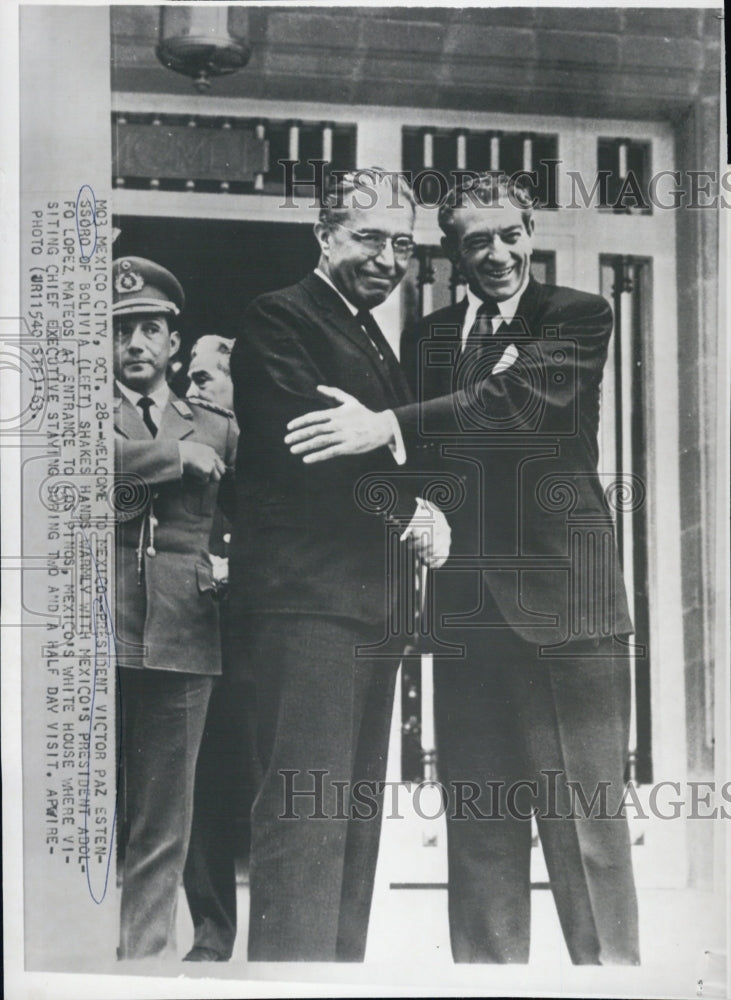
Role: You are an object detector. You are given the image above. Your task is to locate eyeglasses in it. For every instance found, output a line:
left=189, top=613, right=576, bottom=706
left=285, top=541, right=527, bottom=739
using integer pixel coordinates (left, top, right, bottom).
left=333, top=223, right=415, bottom=259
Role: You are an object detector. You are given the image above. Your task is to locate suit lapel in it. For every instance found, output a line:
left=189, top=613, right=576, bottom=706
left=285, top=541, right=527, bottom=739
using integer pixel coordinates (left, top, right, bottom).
left=425, top=298, right=468, bottom=342
left=301, top=272, right=376, bottom=364
left=456, top=277, right=544, bottom=341
left=408, top=280, right=544, bottom=402
left=442, top=298, right=469, bottom=331
left=301, top=272, right=413, bottom=406
left=423, top=300, right=468, bottom=399
left=513, top=275, right=544, bottom=337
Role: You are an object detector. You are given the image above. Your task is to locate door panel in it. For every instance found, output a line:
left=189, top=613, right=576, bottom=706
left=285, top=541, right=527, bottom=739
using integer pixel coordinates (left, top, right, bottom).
left=601, top=256, right=654, bottom=785
left=113, top=216, right=317, bottom=358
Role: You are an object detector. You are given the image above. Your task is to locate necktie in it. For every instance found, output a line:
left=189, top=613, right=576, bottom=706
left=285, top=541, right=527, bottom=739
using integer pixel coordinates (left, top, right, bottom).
left=137, top=396, right=158, bottom=437
left=356, top=309, right=412, bottom=405
left=464, top=300, right=501, bottom=352
left=357, top=309, right=391, bottom=362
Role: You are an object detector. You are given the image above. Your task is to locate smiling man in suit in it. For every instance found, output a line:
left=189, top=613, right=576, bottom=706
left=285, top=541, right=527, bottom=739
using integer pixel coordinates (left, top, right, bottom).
left=112, top=256, right=237, bottom=960
left=228, top=168, right=450, bottom=962
left=285, top=173, right=640, bottom=966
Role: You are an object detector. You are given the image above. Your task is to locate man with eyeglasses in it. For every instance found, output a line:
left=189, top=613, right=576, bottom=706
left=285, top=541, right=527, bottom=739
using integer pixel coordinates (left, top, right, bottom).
left=285, top=173, right=640, bottom=966
left=224, top=168, right=450, bottom=962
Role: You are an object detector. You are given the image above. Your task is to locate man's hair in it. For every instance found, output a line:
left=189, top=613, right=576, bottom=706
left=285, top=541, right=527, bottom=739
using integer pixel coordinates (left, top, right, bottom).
left=189, top=334, right=234, bottom=376
left=438, top=172, right=535, bottom=241
left=319, top=167, right=416, bottom=227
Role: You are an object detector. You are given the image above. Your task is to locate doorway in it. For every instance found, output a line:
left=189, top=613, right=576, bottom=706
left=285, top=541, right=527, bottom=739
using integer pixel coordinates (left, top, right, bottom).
left=112, top=216, right=318, bottom=872
left=113, top=216, right=318, bottom=366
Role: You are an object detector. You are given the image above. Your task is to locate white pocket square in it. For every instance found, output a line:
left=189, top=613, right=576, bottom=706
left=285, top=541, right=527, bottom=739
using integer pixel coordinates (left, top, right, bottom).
left=492, top=343, right=519, bottom=374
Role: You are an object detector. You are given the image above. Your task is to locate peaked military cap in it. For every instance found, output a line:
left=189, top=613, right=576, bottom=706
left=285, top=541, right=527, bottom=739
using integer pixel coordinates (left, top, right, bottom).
left=113, top=256, right=185, bottom=318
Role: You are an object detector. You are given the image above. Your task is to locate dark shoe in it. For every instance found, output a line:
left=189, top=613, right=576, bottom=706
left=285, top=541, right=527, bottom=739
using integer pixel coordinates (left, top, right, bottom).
left=183, top=946, right=227, bottom=962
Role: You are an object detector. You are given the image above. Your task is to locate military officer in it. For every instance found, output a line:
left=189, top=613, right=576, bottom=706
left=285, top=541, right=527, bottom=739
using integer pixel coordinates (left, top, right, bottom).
left=185, top=334, right=236, bottom=411
left=112, top=256, right=237, bottom=960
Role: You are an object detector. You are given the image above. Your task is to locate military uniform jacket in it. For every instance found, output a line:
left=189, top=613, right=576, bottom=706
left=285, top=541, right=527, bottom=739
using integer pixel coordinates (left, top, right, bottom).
left=397, top=277, right=633, bottom=646
left=113, top=389, right=238, bottom=673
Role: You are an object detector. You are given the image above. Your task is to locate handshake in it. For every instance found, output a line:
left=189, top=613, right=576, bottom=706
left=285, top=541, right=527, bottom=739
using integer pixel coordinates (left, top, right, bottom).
left=209, top=554, right=229, bottom=590
left=400, top=498, right=451, bottom=570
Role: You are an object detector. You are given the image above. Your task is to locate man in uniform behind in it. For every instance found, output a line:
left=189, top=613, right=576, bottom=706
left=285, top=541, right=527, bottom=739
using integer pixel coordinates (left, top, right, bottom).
left=112, top=257, right=237, bottom=960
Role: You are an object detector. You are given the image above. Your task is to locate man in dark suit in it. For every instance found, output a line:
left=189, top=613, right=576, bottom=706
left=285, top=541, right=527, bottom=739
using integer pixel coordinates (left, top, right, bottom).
left=112, top=257, right=237, bottom=960
left=228, top=168, right=450, bottom=962
left=285, top=173, right=640, bottom=965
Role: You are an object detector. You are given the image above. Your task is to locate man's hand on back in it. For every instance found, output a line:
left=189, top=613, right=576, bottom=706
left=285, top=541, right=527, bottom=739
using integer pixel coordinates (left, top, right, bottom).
left=284, top=386, right=393, bottom=463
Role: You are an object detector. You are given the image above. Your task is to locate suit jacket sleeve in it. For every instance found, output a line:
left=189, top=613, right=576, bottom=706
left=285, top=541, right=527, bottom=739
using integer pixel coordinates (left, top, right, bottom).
left=394, top=294, right=612, bottom=447
left=231, top=292, right=335, bottom=482
left=232, top=292, right=413, bottom=513
left=114, top=406, right=237, bottom=487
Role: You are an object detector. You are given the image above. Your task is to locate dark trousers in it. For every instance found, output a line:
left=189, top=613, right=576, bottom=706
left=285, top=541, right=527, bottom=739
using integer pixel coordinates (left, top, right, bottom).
left=245, top=614, right=398, bottom=962
left=118, top=668, right=213, bottom=959
left=434, top=622, right=640, bottom=965
left=183, top=674, right=260, bottom=959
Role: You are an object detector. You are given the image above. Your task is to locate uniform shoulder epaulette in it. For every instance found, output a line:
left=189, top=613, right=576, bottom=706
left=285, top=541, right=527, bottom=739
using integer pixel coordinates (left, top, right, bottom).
left=186, top=396, right=235, bottom=420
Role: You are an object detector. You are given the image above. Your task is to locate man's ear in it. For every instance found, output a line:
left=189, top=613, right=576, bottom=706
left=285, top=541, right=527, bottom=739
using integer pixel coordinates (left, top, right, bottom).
left=441, top=235, right=466, bottom=285
left=314, top=221, right=331, bottom=257
left=169, top=329, right=181, bottom=359
left=525, top=216, right=535, bottom=238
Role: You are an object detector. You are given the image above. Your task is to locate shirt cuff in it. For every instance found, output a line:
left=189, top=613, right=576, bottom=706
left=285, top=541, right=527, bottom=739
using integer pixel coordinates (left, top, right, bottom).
left=385, top=409, right=406, bottom=465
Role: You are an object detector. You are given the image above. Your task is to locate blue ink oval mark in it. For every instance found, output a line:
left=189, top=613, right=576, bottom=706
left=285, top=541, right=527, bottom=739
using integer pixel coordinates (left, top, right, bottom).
left=75, top=185, right=98, bottom=264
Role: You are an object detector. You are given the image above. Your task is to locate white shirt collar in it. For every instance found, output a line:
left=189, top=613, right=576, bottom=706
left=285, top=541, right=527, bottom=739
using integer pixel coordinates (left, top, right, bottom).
left=116, top=379, right=170, bottom=413
left=461, top=270, right=531, bottom=345
left=314, top=268, right=359, bottom=316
